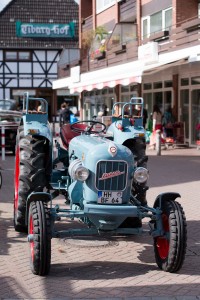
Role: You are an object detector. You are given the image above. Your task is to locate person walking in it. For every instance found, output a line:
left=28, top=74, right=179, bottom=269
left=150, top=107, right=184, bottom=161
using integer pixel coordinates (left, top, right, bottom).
left=59, top=102, right=73, bottom=126
left=149, top=104, right=163, bottom=148
left=152, top=104, right=163, bottom=131
left=163, top=105, right=175, bottom=137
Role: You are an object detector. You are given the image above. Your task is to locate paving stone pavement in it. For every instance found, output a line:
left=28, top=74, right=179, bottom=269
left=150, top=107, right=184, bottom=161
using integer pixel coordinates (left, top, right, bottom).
left=0, top=147, right=200, bottom=300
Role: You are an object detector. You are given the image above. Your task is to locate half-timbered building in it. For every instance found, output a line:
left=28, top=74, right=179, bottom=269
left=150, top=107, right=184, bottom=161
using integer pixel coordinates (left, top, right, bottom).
left=0, top=0, right=79, bottom=120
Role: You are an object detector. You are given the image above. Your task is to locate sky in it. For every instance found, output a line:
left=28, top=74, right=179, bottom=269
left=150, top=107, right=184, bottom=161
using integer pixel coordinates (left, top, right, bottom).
left=0, top=0, right=12, bottom=11
left=0, top=0, right=79, bottom=11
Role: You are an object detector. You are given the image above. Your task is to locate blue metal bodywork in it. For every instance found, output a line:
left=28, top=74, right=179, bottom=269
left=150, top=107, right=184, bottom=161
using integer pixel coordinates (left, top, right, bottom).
left=22, top=92, right=53, bottom=145
left=106, top=97, right=146, bottom=144
left=21, top=93, right=181, bottom=238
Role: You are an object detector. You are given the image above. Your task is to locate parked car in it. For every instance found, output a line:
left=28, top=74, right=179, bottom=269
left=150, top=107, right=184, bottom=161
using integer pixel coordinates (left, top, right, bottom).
left=0, top=99, right=18, bottom=111
left=0, top=110, right=22, bottom=155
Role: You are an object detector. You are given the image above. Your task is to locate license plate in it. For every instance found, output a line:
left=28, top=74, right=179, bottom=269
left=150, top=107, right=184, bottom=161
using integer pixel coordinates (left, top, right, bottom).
left=97, top=191, right=122, bottom=204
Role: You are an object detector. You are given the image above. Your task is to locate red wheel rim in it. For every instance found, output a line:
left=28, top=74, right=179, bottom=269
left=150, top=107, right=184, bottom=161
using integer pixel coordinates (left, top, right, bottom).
left=29, top=215, right=34, bottom=261
left=156, top=214, right=169, bottom=259
left=14, top=146, right=20, bottom=211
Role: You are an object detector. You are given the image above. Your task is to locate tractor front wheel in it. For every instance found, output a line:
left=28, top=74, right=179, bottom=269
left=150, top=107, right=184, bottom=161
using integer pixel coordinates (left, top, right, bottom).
left=28, top=201, right=51, bottom=276
left=154, top=200, right=187, bottom=272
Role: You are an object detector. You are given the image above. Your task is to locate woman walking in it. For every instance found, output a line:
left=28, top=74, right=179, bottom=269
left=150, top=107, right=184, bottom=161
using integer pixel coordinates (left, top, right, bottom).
left=152, top=104, right=162, bottom=131
left=149, top=104, right=163, bottom=149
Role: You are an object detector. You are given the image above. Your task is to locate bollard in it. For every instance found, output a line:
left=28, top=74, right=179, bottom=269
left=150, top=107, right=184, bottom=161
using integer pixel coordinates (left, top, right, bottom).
left=156, top=129, right=161, bottom=156
left=1, top=126, right=5, bottom=160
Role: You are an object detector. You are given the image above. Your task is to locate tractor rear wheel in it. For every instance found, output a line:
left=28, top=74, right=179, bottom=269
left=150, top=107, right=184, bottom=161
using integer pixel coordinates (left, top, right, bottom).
left=124, top=137, right=148, bottom=206
left=0, top=170, right=2, bottom=189
left=154, top=200, right=187, bottom=272
left=121, top=137, right=147, bottom=228
left=28, top=201, right=51, bottom=275
left=14, top=130, right=48, bottom=233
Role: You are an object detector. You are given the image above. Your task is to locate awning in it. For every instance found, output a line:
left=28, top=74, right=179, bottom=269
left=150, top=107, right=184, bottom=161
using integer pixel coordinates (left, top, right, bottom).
left=70, top=76, right=141, bottom=93
left=53, top=60, right=143, bottom=93
left=142, top=44, right=200, bottom=75
left=52, top=44, right=200, bottom=93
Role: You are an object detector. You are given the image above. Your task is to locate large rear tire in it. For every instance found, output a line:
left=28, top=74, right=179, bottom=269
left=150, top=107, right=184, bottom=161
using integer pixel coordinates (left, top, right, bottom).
left=28, top=201, right=51, bottom=276
left=120, top=137, right=147, bottom=228
left=14, top=130, right=48, bottom=233
left=154, top=200, right=187, bottom=272
left=124, top=137, right=148, bottom=205
left=0, top=170, right=2, bottom=189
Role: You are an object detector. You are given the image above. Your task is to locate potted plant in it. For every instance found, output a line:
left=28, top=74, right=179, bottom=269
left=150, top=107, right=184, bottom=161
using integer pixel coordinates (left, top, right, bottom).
left=88, top=26, right=108, bottom=61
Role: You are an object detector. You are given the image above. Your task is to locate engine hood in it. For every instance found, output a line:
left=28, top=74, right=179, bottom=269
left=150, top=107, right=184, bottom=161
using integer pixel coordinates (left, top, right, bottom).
left=69, top=134, right=134, bottom=165
left=107, top=122, right=145, bottom=144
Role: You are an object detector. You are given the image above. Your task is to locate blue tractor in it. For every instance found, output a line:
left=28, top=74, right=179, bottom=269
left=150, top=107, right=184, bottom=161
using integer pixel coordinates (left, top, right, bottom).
left=14, top=92, right=187, bottom=276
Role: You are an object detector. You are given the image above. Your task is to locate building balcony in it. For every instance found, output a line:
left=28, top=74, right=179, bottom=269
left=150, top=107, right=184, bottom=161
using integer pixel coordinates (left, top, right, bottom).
left=57, top=16, right=200, bottom=78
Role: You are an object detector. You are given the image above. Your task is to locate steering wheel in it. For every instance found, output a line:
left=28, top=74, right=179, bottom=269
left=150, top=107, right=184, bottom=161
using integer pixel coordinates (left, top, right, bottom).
left=70, top=120, right=106, bottom=134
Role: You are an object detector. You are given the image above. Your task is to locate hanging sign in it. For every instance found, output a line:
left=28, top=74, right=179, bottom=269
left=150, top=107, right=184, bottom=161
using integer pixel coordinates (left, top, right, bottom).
left=16, top=21, right=75, bottom=38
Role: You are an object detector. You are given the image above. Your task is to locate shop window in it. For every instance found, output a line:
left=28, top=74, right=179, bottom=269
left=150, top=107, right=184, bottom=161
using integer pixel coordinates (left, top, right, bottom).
left=191, top=77, right=200, bottom=85
left=143, top=93, right=153, bottom=121
left=108, top=88, right=114, bottom=94
left=121, top=95, right=130, bottom=102
left=154, top=92, right=163, bottom=111
left=143, top=83, right=152, bottom=90
left=153, top=81, right=162, bottom=89
left=95, top=90, right=101, bottom=95
left=121, top=85, right=129, bottom=93
left=181, top=78, right=189, bottom=86
left=164, top=91, right=172, bottom=111
left=191, top=89, right=200, bottom=144
left=180, top=89, right=189, bottom=139
left=102, top=88, right=108, bottom=95
left=164, top=80, right=172, bottom=88
left=130, top=84, right=139, bottom=93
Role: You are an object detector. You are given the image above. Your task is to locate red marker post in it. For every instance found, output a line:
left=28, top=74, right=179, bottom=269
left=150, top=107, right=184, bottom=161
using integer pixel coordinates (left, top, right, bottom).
left=1, top=126, right=5, bottom=160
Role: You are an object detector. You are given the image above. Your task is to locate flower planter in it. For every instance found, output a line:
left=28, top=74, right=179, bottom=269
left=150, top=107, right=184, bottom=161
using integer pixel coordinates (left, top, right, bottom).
left=94, top=51, right=105, bottom=60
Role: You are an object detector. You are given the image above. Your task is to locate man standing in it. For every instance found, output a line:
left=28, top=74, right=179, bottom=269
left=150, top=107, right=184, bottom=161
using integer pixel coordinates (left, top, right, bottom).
left=59, top=102, right=73, bottom=126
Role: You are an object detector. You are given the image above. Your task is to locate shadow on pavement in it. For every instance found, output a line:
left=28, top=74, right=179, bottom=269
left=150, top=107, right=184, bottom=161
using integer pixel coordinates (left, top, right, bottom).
left=147, top=154, right=200, bottom=188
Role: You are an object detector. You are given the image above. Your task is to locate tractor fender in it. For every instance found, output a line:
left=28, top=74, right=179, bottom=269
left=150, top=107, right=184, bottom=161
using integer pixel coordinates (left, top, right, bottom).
left=22, top=115, right=52, bottom=145
left=107, top=122, right=145, bottom=145
left=153, top=192, right=181, bottom=209
left=26, top=192, right=52, bottom=225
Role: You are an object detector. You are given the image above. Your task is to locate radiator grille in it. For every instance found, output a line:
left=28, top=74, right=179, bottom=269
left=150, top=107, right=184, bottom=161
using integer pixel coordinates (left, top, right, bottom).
left=96, top=160, right=127, bottom=191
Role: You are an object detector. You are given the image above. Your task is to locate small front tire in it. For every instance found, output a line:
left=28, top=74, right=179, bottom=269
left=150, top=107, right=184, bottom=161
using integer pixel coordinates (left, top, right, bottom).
left=154, top=200, right=187, bottom=272
left=28, top=201, right=51, bottom=276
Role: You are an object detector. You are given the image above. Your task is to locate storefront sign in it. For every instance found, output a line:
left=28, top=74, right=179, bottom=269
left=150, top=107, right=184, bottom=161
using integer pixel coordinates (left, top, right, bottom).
left=138, top=42, right=158, bottom=65
left=16, top=21, right=75, bottom=38
left=71, top=66, right=80, bottom=83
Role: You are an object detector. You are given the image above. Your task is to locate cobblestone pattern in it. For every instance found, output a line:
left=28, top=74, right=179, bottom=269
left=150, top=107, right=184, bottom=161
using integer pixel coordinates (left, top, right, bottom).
left=0, top=148, right=200, bottom=299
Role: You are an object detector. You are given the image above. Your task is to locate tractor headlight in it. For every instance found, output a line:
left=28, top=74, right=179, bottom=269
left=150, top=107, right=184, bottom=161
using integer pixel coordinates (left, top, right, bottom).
left=68, top=159, right=89, bottom=182
left=134, top=167, right=149, bottom=183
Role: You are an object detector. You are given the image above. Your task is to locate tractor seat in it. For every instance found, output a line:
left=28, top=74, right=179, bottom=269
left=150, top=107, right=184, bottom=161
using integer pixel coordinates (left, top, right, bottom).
left=60, top=123, right=87, bottom=149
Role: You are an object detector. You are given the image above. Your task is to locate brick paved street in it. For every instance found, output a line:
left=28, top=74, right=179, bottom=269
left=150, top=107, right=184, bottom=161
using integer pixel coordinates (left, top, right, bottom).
left=0, top=147, right=200, bottom=300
